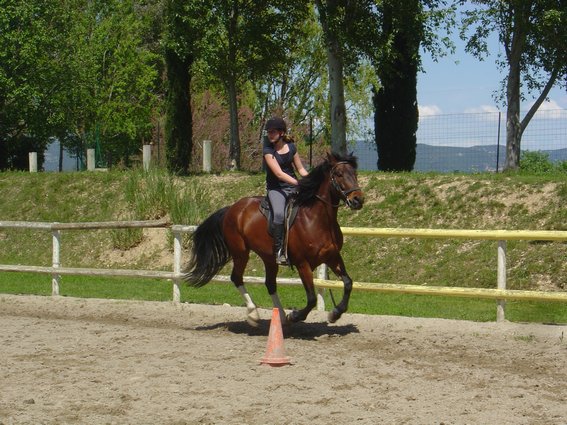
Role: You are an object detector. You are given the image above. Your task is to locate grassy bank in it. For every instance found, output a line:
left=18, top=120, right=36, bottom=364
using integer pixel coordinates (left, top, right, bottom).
left=1, top=169, right=566, bottom=323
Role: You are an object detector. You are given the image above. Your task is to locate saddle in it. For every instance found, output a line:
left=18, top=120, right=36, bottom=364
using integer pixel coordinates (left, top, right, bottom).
left=259, top=196, right=300, bottom=237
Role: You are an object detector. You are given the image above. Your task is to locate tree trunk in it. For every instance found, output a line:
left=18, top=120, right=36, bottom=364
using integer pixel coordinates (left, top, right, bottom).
left=327, top=36, right=347, bottom=155
left=0, top=138, right=7, bottom=170
left=226, top=0, right=240, bottom=170
left=58, top=139, right=64, bottom=172
left=316, top=0, right=347, bottom=155
left=520, top=68, right=559, bottom=135
left=504, top=3, right=527, bottom=171
left=505, top=50, right=522, bottom=171
left=227, top=75, right=241, bottom=170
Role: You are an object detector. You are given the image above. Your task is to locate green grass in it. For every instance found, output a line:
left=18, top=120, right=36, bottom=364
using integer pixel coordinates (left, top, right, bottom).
left=1, top=169, right=566, bottom=324
left=2, top=272, right=566, bottom=324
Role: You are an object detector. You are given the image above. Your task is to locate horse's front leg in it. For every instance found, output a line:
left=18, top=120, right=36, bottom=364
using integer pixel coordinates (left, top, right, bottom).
left=326, top=255, right=353, bottom=323
left=287, top=263, right=317, bottom=323
left=262, top=260, right=288, bottom=326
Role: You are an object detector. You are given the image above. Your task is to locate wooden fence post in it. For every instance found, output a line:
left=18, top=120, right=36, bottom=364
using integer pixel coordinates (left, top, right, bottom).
left=143, top=144, right=151, bottom=171
left=203, top=140, right=212, bottom=172
left=316, top=265, right=327, bottom=311
left=87, top=149, right=95, bottom=171
left=52, top=229, right=61, bottom=296
left=173, top=229, right=182, bottom=303
left=29, top=152, right=38, bottom=173
left=497, top=240, right=507, bottom=322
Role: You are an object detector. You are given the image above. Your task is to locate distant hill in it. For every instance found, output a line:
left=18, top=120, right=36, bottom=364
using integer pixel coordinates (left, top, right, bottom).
left=43, top=138, right=567, bottom=173
left=354, top=141, right=567, bottom=172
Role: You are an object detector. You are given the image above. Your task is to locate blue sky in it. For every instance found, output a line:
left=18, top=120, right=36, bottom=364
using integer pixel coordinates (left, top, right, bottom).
left=410, top=28, right=567, bottom=152
left=357, top=28, right=566, bottom=152
left=417, top=34, right=567, bottom=116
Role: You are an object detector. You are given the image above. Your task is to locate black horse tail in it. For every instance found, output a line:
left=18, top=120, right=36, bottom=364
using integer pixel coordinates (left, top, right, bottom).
left=183, top=207, right=231, bottom=287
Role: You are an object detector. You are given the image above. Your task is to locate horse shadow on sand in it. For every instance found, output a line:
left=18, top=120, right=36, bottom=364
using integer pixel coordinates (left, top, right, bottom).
left=191, top=318, right=359, bottom=341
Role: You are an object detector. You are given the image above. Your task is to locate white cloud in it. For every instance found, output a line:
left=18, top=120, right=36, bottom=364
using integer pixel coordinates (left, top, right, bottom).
left=530, top=99, right=562, bottom=111
left=464, top=105, right=500, bottom=114
left=523, top=99, right=566, bottom=120
left=419, top=105, right=442, bottom=117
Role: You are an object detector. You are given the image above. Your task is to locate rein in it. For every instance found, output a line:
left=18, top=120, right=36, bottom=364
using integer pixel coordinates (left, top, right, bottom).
left=315, top=194, right=341, bottom=208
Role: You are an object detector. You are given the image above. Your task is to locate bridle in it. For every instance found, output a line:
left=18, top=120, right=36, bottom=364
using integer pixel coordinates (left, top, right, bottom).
left=317, top=161, right=361, bottom=208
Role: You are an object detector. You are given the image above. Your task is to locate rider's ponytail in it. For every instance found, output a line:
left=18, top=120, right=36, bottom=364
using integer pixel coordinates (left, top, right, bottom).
left=281, top=134, right=296, bottom=144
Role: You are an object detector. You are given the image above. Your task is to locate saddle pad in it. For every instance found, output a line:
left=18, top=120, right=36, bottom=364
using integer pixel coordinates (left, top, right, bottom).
left=259, top=196, right=299, bottom=236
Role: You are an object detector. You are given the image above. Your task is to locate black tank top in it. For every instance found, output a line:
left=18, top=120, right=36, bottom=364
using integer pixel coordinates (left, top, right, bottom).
left=263, top=142, right=297, bottom=191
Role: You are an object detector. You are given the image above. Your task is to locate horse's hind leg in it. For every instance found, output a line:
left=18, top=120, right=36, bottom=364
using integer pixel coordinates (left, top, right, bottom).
left=231, top=252, right=260, bottom=326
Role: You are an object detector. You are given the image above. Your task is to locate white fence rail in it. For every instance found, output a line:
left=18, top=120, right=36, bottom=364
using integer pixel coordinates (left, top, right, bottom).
left=1, top=220, right=566, bottom=322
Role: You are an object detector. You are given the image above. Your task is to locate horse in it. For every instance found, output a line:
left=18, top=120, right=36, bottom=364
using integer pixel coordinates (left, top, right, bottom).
left=183, top=151, right=364, bottom=325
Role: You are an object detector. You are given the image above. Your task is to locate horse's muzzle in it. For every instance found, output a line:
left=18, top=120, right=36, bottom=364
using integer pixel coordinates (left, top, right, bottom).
left=346, top=193, right=364, bottom=210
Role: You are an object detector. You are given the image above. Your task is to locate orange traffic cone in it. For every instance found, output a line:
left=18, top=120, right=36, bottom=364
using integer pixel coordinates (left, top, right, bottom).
left=260, top=308, right=291, bottom=366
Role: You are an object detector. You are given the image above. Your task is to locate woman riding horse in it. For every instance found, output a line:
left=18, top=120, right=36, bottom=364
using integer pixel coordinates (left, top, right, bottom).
left=184, top=151, right=364, bottom=325
left=262, top=116, right=309, bottom=265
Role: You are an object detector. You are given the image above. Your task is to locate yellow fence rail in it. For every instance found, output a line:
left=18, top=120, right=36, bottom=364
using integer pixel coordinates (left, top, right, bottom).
left=314, top=227, right=567, bottom=322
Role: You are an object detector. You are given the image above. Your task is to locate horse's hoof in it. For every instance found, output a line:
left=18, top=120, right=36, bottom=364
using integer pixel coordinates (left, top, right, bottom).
left=286, top=310, right=299, bottom=323
left=246, top=307, right=260, bottom=327
left=328, top=308, right=341, bottom=323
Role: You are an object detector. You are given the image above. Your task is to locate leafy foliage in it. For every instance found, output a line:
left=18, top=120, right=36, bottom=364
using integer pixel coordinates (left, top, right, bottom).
left=0, top=0, right=161, bottom=170
left=0, top=1, right=69, bottom=169
left=62, top=0, right=160, bottom=166
left=520, top=150, right=567, bottom=174
left=2, top=1, right=562, bottom=175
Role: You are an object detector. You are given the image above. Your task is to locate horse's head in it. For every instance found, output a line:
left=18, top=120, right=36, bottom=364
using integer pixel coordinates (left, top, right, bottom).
left=327, top=152, right=364, bottom=210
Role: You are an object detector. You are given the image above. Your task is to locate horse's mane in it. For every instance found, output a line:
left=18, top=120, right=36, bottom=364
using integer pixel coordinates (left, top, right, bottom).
left=295, top=151, right=358, bottom=206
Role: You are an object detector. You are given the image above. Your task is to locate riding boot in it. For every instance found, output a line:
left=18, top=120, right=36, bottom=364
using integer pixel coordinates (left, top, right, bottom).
left=273, top=223, right=289, bottom=265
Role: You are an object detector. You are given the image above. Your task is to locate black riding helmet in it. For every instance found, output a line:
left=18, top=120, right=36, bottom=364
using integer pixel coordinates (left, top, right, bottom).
left=265, top=117, right=287, bottom=133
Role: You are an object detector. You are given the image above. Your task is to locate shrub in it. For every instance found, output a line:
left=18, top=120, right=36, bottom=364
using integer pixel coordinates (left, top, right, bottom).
left=555, top=160, right=567, bottom=174
left=519, top=151, right=554, bottom=174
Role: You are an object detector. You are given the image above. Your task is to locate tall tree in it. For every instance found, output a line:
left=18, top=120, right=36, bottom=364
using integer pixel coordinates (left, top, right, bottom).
left=54, top=0, right=160, bottom=168
left=372, top=0, right=422, bottom=171
left=461, top=0, right=567, bottom=170
left=365, top=1, right=454, bottom=171
left=94, top=1, right=159, bottom=166
left=0, top=0, right=162, bottom=171
left=0, top=1, right=68, bottom=169
left=200, top=0, right=309, bottom=169
left=315, top=0, right=350, bottom=154
left=254, top=6, right=327, bottom=129
left=163, top=0, right=203, bottom=174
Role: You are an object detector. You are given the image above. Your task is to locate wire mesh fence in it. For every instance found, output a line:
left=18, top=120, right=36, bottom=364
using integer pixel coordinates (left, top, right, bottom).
left=354, top=109, right=567, bottom=172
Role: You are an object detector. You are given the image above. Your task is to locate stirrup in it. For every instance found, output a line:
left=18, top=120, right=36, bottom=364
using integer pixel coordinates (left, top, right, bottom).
left=276, top=252, right=289, bottom=265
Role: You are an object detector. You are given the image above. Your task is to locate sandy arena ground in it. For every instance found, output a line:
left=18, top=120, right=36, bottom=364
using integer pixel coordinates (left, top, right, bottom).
left=0, top=294, right=566, bottom=425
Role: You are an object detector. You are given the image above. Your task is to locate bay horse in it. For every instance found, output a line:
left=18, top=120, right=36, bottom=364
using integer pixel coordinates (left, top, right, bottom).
left=183, top=151, right=364, bottom=325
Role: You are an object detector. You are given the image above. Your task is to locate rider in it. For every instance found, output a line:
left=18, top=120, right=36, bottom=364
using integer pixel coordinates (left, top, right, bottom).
left=263, top=116, right=309, bottom=265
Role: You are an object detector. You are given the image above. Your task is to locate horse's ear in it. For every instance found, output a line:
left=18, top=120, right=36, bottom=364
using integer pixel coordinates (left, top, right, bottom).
left=326, top=151, right=337, bottom=164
